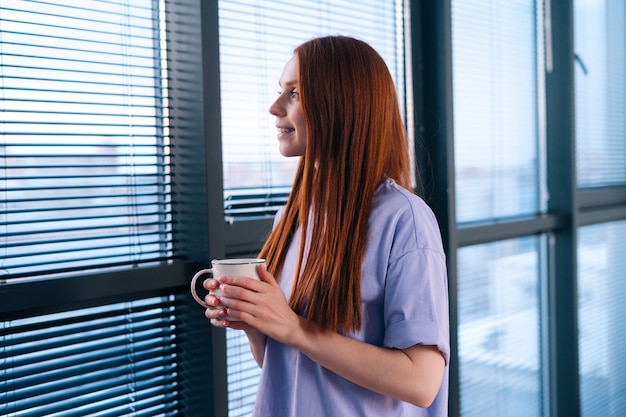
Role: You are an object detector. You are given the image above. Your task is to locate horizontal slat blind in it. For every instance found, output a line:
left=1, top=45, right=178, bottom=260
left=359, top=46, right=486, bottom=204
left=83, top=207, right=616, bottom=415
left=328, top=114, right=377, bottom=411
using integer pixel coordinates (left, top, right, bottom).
left=0, top=296, right=179, bottom=416
left=223, top=187, right=290, bottom=223
left=0, top=0, right=173, bottom=278
left=225, top=329, right=260, bottom=416
left=457, top=237, right=545, bottom=416
left=574, top=0, right=626, bottom=188
left=578, top=220, right=626, bottom=416
left=218, top=0, right=405, bottom=220
left=451, top=0, right=542, bottom=223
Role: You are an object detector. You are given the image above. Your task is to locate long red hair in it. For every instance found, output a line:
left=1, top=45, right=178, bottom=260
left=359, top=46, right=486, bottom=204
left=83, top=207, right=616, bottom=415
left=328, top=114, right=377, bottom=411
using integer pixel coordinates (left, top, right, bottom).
left=259, top=36, right=412, bottom=333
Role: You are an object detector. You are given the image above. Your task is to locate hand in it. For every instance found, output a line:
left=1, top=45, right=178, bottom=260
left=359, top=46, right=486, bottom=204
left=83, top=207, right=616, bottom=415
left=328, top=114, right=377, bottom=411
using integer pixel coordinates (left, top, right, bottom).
left=208, top=265, right=301, bottom=343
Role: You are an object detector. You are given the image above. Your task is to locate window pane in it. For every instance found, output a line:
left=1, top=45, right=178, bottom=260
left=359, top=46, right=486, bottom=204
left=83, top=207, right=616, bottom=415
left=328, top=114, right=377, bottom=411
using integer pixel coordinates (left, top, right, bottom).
left=458, top=237, right=546, bottom=416
left=452, top=0, right=543, bottom=223
left=578, top=220, right=626, bottom=416
left=0, top=296, right=179, bottom=415
left=0, top=0, right=172, bottom=278
left=218, top=0, right=406, bottom=220
left=574, top=0, right=626, bottom=188
left=226, top=328, right=260, bottom=417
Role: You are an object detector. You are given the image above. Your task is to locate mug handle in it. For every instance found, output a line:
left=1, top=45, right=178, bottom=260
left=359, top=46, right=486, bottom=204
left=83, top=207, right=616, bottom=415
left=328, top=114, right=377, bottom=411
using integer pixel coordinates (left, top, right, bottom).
left=190, top=268, right=213, bottom=307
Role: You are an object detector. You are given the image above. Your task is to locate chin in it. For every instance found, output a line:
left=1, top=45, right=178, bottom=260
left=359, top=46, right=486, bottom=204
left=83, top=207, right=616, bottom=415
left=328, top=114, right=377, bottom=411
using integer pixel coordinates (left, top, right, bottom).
left=279, top=146, right=305, bottom=158
left=279, top=151, right=302, bottom=158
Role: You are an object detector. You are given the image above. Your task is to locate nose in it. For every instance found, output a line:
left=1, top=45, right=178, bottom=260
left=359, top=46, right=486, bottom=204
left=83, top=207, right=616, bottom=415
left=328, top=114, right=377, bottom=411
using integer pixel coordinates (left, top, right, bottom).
left=269, top=95, right=285, bottom=117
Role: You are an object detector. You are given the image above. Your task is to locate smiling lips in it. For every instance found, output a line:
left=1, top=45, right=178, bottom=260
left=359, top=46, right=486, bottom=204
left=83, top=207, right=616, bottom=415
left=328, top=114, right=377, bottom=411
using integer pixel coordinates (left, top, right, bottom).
left=276, top=126, right=295, bottom=138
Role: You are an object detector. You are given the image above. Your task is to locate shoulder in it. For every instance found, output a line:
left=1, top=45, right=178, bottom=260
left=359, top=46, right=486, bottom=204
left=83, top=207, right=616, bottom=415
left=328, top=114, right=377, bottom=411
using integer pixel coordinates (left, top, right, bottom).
left=370, top=179, right=444, bottom=257
left=373, top=179, right=433, bottom=217
left=371, top=178, right=438, bottom=230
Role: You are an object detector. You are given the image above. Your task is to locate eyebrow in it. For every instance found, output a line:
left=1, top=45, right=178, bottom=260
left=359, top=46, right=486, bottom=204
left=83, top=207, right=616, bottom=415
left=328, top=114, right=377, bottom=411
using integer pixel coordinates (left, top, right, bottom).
left=279, top=80, right=298, bottom=88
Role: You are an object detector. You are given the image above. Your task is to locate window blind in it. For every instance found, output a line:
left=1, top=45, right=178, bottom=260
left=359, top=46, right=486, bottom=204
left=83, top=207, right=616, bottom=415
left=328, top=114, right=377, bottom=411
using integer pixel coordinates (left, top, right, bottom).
left=457, top=237, right=546, bottom=416
left=218, top=0, right=407, bottom=221
left=0, top=296, right=179, bottom=416
left=0, top=0, right=172, bottom=279
left=578, top=220, right=626, bottom=417
left=574, top=0, right=626, bottom=188
left=218, top=1, right=407, bottom=415
left=451, top=0, right=543, bottom=223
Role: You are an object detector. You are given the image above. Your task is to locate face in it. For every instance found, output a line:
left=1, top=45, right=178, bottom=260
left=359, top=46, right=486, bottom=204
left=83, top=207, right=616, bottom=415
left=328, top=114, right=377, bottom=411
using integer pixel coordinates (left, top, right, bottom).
left=269, top=55, right=306, bottom=157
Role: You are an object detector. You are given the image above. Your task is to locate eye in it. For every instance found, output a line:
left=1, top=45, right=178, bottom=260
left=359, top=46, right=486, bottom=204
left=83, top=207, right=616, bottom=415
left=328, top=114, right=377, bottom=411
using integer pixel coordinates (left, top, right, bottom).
left=277, top=87, right=299, bottom=99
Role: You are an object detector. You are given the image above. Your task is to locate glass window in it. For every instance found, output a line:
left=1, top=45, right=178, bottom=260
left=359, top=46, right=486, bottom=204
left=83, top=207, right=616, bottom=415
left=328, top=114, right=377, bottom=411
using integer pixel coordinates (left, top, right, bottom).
left=574, top=0, right=626, bottom=188
left=0, top=296, right=179, bottom=415
left=451, top=0, right=544, bottom=223
left=457, top=237, right=547, bottom=416
left=578, top=220, right=626, bottom=416
left=0, top=0, right=172, bottom=278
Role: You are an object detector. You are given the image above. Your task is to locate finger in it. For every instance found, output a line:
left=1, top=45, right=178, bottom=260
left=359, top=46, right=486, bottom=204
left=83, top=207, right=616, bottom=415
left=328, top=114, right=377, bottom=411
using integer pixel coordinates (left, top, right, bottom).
left=257, top=264, right=277, bottom=285
left=217, top=280, right=270, bottom=307
left=217, top=274, right=265, bottom=292
left=202, top=278, right=220, bottom=291
left=224, top=307, right=242, bottom=321
left=217, top=289, right=265, bottom=323
left=217, top=286, right=253, bottom=308
left=203, top=293, right=221, bottom=307
left=205, top=306, right=228, bottom=320
left=210, top=318, right=229, bottom=328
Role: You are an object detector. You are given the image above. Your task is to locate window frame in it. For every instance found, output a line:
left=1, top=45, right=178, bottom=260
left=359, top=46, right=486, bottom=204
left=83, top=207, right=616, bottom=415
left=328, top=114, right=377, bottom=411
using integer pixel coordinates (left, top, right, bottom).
left=412, top=1, right=626, bottom=417
left=0, top=0, right=221, bottom=415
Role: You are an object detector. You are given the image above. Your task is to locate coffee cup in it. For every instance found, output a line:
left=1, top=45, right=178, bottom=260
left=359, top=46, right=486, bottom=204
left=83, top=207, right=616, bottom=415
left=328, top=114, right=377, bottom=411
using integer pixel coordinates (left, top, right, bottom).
left=190, top=258, right=265, bottom=320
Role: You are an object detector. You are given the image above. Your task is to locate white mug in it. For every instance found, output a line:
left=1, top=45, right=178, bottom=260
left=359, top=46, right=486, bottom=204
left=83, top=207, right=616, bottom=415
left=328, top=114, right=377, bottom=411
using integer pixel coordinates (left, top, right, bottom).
left=190, top=258, right=265, bottom=320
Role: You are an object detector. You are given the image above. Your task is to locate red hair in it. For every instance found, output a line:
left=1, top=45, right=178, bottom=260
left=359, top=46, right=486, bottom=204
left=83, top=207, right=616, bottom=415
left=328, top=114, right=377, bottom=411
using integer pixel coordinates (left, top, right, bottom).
left=259, top=36, right=411, bottom=332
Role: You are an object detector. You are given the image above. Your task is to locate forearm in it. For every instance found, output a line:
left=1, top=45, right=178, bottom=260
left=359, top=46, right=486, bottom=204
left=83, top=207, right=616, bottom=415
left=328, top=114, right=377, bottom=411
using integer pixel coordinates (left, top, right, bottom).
left=288, top=317, right=445, bottom=408
left=244, top=327, right=267, bottom=367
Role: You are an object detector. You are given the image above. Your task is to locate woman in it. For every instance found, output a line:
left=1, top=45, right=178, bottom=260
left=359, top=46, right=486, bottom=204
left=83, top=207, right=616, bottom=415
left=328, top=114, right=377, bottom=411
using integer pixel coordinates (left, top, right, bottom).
left=203, top=35, right=449, bottom=417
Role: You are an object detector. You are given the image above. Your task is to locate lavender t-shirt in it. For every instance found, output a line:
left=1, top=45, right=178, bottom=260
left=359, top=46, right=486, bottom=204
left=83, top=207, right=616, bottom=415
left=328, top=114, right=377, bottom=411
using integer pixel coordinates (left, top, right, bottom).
left=253, top=179, right=450, bottom=417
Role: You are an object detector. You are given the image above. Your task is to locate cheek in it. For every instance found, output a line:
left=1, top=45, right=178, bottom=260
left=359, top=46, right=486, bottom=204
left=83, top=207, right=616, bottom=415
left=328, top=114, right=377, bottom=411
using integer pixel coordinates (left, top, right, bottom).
left=293, top=106, right=305, bottom=130
left=293, top=107, right=306, bottom=153
left=296, top=118, right=306, bottom=137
